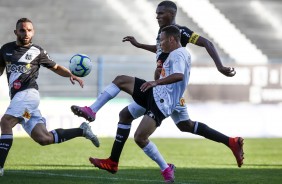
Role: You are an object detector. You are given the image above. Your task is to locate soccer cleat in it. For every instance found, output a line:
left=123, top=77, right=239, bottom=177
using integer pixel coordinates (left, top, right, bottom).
left=80, top=122, right=100, bottom=147
left=89, top=157, right=118, bottom=174
left=161, top=163, right=176, bottom=183
left=229, top=137, right=244, bottom=167
left=71, top=105, right=96, bottom=122
left=0, top=167, right=4, bottom=176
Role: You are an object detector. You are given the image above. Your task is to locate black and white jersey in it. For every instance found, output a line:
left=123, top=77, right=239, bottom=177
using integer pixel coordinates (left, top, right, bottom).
left=0, top=41, right=56, bottom=99
left=156, top=24, right=199, bottom=65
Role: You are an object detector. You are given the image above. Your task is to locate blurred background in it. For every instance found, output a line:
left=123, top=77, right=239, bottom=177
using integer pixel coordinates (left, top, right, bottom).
left=0, top=0, right=282, bottom=138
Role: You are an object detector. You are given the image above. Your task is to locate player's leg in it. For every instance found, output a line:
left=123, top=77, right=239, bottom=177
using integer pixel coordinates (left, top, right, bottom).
left=171, top=105, right=244, bottom=167
left=110, top=102, right=145, bottom=162
left=25, top=118, right=99, bottom=147
left=0, top=89, right=34, bottom=175
left=71, top=75, right=135, bottom=122
left=135, top=115, right=175, bottom=182
left=0, top=115, right=19, bottom=176
left=89, top=102, right=146, bottom=173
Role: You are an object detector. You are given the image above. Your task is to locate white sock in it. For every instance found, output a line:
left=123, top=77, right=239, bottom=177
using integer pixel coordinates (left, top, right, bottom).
left=89, top=83, right=120, bottom=112
left=143, top=141, right=168, bottom=171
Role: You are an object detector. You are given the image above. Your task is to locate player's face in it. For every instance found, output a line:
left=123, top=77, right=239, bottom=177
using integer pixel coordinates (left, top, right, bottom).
left=160, top=32, right=170, bottom=53
left=156, top=6, right=174, bottom=28
left=14, top=22, right=34, bottom=46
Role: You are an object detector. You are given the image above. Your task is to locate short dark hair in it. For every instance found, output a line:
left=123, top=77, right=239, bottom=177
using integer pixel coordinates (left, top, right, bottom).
left=16, top=18, right=32, bottom=27
left=158, top=1, right=177, bottom=13
left=161, top=25, right=180, bottom=41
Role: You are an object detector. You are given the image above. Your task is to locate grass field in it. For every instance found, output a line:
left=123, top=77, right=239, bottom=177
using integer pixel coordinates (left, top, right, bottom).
left=1, top=137, right=282, bottom=184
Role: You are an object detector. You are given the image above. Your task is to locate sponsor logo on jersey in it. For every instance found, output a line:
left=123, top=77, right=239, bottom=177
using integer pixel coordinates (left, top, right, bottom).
left=13, top=80, right=22, bottom=90
left=156, top=60, right=163, bottom=68
left=6, top=53, right=12, bottom=56
left=6, top=63, right=31, bottom=73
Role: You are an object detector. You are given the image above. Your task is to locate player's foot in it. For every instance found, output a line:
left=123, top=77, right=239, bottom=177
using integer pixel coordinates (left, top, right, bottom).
left=71, top=105, right=96, bottom=122
left=161, top=163, right=175, bottom=183
left=0, top=167, right=4, bottom=176
left=229, top=137, right=244, bottom=167
left=89, top=157, right=118, bottom=174
left=80, top=122, right=100, bottom=147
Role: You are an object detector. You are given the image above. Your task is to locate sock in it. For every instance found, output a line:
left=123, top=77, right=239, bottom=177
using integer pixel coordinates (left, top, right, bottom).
left=90, top=83, right=120, bottom=112
left=194, top=122, right=229, bottom=146
left=143, top=141, right=168, bottom=171
left=110, top=123, right=131, bottom=162
left=51, top=128, right=83, bottom=143
left=0, top=134, right=13, bottom=168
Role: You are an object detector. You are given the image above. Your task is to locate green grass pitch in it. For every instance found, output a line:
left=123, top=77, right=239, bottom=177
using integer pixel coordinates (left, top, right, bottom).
left=1, top=137, right=281, bottom=184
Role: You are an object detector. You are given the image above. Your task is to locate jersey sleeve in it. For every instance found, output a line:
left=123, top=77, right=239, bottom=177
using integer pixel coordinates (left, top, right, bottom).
left=39, top=49, right=56, bottom=68
left=0, top=46, right=6, bottom=67
left=180, top=26, right=200, bottom=46
left=171, top=52, right=185, bottom=75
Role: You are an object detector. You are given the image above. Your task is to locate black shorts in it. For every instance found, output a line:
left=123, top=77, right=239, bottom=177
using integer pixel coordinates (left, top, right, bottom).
left=132, top=77, right=166, bottom=126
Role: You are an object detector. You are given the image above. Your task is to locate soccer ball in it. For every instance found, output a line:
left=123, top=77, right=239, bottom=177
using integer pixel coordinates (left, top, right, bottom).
left=69, top=54, right=92, bottom=77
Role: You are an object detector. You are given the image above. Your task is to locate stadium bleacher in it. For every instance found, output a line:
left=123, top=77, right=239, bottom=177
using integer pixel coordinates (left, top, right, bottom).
left=0, top=0, right=281, bottom=98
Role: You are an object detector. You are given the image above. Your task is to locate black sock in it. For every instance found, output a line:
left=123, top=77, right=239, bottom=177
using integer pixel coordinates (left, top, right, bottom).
left=0, top=134, right=13, bottom=168
left=194, top=122, right=229, bottom=146
left=110, top=123, right=131, bottom=162
left=51, top=128, right=83, bottom=143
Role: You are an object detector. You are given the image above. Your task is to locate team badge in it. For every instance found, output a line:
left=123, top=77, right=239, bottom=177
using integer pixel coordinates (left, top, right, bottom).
left=180, top=97, right=186, bottom=106
left=161, top=68, right=166, bottom=77
left=22, top=109, right=31, bottom=120
left=25, top=53, right=32, bottom=60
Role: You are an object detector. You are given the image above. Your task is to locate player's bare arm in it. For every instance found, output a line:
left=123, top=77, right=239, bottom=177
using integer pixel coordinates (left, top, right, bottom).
left=122, top=36, right=157, bottom=53
left=140, top=73, right=183, bottom=92
left=50, top=64, right=84, bottom=88
left=193, top=36, right=236, bottom=77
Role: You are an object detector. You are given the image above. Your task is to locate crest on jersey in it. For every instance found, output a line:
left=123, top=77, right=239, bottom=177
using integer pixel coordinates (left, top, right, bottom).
left=161, top=68, right=166, bottom=77
left=22, top=109, right=31, bottom=120
left=25, top=53, right=32, bottom=60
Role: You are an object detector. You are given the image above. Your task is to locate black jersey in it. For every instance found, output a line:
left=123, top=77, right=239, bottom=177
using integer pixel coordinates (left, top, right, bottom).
left=156, top=24, right=199, bottom=66
left=0, top=41, right=56, bottom=99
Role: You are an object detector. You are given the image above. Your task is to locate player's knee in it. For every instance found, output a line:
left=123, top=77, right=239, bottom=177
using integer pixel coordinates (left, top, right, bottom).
left=0, top=115, right=16, bottom=133
left=134, top=132, right=147, bottom=148
left=119, top=107, right=134, bottom=123
left=176, top=119, right=195, bottom=132
left=112, top=75, right=127, bottom=87
left=34, top=135, right=53, bottom=146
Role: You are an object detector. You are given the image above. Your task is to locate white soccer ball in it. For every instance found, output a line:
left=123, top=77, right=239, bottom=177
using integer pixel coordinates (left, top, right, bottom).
left=69, top=54, right=92, bottom=77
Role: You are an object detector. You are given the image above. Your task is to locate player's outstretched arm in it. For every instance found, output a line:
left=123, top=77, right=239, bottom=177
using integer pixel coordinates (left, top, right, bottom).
left=122, top=36, right=157, bottom=53
left=194, top=36, right=236, bottom=77
left=140, top=73, right=183, bottom=92
left=50, top=64, right=84, bottom=88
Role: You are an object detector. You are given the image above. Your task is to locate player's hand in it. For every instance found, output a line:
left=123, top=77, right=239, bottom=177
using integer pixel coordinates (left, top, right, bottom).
left=122, top=36, right=140, bottom=48
left=70, top=75, right=84, bottom=88
left=140, top=81, right=157, bottom=92
left=218, top=66, right=236, bottom=77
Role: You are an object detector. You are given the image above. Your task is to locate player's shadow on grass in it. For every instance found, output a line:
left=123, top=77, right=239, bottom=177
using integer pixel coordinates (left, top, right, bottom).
left=2, top=167, right=282, bottom=184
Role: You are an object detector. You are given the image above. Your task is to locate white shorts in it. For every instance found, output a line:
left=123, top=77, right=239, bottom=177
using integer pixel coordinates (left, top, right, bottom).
left=5, top=88, right=46, bottom=135
left=127, top=101, right=189, bottom=124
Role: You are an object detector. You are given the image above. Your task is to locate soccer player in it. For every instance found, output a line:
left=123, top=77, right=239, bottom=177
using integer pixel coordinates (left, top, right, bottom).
left=71, top=0, right=244, bottom=173
left=84, top=25, right=190, bottom=182
left=0, top=18, right=99, bottom=176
